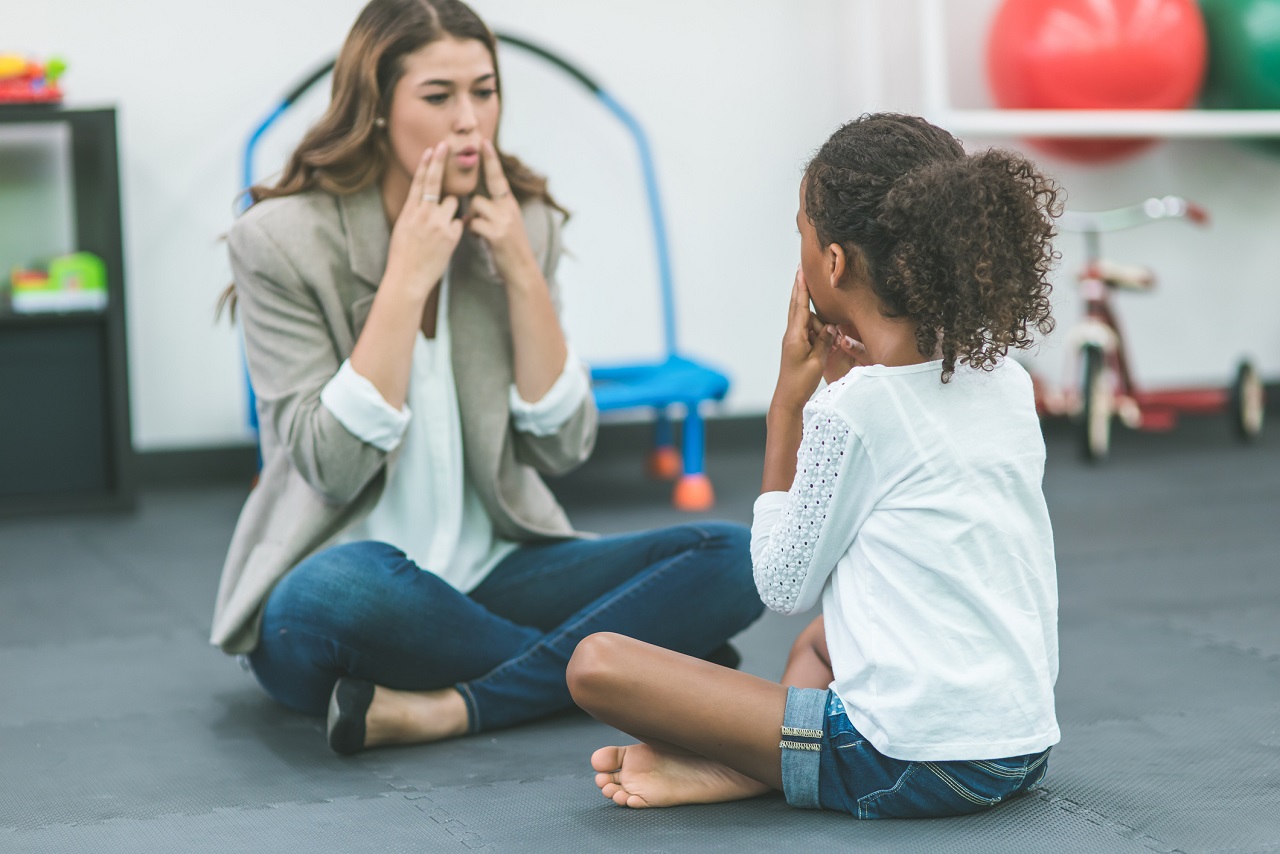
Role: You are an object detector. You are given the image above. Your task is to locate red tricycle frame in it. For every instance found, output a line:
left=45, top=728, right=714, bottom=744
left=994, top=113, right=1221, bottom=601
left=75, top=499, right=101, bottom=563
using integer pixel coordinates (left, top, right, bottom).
left=1032, top=196, right=1265, bottom=460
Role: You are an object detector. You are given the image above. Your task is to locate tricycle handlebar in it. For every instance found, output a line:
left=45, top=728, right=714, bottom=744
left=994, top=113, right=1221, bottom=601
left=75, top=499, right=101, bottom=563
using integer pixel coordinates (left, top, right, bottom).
left=1059, top=196, right=1210, bottom=234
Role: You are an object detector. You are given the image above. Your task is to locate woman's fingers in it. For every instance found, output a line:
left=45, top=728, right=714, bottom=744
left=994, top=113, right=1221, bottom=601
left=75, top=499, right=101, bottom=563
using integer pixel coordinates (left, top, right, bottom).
left=466, top=195, right=494, bottom=239
left=464, top=160, right=535, bottom=278
left=468, top=195, right=494, bottom=220
left=435, top=194, right=460, bottom=222
left=481, top=139, right=511, bottom=200
left=406, top=145, right=435, bottom=213
left=421, top=140, right=449, bottom=204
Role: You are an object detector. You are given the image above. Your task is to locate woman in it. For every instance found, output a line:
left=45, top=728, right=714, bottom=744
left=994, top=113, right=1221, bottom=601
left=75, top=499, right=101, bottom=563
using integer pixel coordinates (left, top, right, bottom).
left=213, top=0, right=761, bottom=754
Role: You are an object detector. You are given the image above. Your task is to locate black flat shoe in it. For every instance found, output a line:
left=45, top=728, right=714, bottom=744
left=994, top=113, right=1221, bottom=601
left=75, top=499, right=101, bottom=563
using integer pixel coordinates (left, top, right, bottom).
left=327, top=677, right=375, bottom=756
left=704, top=642, right=742, bottom=671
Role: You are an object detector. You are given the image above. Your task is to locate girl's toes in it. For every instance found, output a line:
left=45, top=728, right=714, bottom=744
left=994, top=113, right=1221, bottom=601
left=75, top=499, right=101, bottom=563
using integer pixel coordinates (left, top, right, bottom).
left=595, top=771, right=615, bottom=789
left=600, top=782, right=622, bottom=800
left=591, top=746, right=624, bottom=773
left=611, top=788, right=632, bottom=807
left=625, top=792, right=651, bottom=809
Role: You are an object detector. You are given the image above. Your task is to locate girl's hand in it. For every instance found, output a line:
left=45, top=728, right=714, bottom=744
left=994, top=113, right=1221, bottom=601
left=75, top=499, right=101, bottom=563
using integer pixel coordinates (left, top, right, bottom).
left=823, top=328, right=869, bottom=385
left=385, top=141, right=464, bottom=299
left=467, top=139, right=539, bottom=284
left=772, top=268, right=838, bottom=413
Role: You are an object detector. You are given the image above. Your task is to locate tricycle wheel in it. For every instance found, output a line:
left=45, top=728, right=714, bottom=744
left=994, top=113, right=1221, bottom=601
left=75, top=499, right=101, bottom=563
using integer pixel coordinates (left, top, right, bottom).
left=1080, top=344, right=1112, bottom=462
left=1230, top=360, right=1264, bottom=442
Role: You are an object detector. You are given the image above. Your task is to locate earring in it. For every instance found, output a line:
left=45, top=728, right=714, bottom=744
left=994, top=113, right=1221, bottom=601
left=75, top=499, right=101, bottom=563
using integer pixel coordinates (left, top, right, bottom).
left=374, top=117, right=387, bottom=128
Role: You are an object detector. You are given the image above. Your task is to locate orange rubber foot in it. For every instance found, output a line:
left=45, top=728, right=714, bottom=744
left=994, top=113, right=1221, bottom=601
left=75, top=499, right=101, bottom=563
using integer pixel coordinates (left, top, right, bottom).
left=673, top=473, right=715, bottom=512
left=646, top=446, right=683, bottom=481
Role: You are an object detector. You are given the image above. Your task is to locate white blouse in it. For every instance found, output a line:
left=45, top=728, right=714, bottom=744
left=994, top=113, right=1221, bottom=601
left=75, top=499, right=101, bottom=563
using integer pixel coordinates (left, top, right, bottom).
left=751, top=359, right=1060, bottom=761
left=318, top=272, right=590, bottom=593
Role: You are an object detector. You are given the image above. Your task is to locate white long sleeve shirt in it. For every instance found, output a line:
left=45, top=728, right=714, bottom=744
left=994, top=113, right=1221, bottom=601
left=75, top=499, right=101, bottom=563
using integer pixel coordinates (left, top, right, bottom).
left=318, top=272, right=590, bottom=593
left=751, top=358, right=1060, bottom=761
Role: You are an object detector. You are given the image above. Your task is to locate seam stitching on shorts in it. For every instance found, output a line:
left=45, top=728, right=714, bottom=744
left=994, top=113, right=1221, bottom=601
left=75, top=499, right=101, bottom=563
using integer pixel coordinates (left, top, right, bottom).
left=925, top=762, right=1000, bottom=806
left=969, top=759, right=1025, bottom=778
left=856, top=762, right=920, bottom=819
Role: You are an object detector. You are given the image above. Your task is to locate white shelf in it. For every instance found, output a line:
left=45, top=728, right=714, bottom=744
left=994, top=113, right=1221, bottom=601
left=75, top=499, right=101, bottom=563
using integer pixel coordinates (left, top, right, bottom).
left=933, top=109, right=1280, bottom=139
left=913, top=0, right=1280, bottom=141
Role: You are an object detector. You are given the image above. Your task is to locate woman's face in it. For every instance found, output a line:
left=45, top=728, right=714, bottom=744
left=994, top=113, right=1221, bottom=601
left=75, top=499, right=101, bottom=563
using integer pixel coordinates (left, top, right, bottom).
left=385, top=36, right=500, bottom=197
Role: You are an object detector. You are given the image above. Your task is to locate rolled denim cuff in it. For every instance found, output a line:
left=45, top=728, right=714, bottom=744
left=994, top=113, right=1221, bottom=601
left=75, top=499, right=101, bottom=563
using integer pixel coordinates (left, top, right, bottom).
left=780, top=686, right=828, bottom=809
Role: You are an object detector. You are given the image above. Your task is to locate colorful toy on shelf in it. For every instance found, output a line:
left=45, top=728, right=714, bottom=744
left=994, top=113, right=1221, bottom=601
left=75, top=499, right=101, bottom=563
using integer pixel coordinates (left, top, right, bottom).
left=9, top=252, right=107, bottom=314
left=1030, top=197, right=1264, bottom=460
left=0, top=54, right=66, bottom=104
left=986, top=0, right=1208, bottom=163
left=1200, top=0, right=1280, bottom=155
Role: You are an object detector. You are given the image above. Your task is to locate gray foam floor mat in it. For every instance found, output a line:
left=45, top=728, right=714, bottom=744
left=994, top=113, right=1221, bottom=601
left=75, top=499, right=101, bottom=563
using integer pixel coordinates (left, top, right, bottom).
left=2, top=417, right=1278, bottom=852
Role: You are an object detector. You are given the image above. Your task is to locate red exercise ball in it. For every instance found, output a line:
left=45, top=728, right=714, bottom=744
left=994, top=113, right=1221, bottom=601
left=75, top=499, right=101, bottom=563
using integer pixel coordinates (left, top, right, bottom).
left=986, top=0, right=1208, bottom=163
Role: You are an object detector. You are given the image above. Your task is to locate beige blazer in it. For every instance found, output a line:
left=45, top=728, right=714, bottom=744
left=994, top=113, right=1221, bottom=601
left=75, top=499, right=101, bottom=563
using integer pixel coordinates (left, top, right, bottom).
left=210, top=184, right=597, bottom=654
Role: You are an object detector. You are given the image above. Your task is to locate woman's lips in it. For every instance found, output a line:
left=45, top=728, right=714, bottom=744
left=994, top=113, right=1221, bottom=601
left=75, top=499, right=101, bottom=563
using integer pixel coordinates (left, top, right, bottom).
left=455, top=149, right=479, bottom=168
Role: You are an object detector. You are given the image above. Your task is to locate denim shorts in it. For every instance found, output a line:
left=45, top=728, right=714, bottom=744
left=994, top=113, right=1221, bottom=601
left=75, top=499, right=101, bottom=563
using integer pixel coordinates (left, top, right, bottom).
left=780, top=688, right=1050, bottom=819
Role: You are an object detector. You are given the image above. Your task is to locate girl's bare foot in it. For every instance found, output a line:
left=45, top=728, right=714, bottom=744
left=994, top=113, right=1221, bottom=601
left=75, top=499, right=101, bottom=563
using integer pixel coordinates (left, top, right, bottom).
left=591, top=744, right=772, bottom=808
left=364, top=685, right=469, bottom=748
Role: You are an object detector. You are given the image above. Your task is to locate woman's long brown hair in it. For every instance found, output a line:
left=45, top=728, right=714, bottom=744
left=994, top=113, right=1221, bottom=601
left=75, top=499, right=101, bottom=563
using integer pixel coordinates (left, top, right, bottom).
left=218, top=0, right=563, bottom=318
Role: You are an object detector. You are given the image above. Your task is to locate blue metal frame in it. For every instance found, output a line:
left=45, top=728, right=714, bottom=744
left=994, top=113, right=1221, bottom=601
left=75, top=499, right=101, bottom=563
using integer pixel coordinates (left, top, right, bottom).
left=595, top=89, right=678, bottom=356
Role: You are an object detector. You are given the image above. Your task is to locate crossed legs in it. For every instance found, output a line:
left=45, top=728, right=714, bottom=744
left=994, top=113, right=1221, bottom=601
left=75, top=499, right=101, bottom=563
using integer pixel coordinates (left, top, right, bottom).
left=251, top=525, right=763, bottom=752
left=568, top=615, right=832, bottom=808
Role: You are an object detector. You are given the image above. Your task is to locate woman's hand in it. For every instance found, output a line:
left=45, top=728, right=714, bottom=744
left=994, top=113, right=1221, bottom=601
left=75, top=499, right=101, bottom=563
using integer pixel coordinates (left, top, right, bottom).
left=772, top=268, right=838, bottom=414
left=351, top=144, right=461, bottom=410
left=384, top=141, right=464, bottom=300
left=467, top=139, right=539, bottom=285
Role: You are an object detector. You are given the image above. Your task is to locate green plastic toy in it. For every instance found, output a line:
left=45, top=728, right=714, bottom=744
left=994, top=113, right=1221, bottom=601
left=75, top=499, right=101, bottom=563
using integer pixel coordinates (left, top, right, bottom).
left=9, top=252, right=107, bottom=314
left=1200, top=0, right=1280, bottom=154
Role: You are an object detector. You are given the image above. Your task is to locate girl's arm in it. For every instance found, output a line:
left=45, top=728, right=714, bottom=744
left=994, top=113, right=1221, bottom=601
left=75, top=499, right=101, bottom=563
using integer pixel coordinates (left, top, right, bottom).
left=750, top=270, right=867, bottom=615
left=763, top=269, right=836, bottom=490
left=751, top=403, right=866, bottom=615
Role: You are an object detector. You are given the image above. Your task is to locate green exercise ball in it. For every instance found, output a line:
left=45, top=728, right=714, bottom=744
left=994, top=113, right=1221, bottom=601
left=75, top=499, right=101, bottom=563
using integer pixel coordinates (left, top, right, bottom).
left=1200, top=0, right=1280, bottom=153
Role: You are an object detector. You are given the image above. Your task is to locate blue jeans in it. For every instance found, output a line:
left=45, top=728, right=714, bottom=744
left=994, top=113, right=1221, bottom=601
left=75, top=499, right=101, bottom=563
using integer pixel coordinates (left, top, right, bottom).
left=248, top=522, right=762, bottom=733
left=781, top=689, right=1051, bottom=819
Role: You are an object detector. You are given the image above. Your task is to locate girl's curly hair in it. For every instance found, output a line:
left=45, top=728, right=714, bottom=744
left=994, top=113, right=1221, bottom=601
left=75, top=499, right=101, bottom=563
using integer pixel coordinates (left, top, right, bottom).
left=804, top=113, right=1063, bottom=382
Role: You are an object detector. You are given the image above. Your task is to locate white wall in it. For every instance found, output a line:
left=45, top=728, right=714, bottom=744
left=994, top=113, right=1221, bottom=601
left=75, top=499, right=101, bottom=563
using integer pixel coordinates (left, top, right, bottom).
left=8, top=0, right=1279, bottom=450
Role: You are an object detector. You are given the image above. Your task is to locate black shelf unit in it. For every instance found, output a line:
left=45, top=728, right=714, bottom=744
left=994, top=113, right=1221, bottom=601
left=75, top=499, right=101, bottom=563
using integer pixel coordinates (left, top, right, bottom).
left=0, top=106, right=135, bottom=515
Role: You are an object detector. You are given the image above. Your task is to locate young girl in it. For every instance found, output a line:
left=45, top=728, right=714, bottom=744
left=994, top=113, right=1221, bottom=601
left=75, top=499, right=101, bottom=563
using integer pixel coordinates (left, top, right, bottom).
left=566, top=113, right=1062, bottom=819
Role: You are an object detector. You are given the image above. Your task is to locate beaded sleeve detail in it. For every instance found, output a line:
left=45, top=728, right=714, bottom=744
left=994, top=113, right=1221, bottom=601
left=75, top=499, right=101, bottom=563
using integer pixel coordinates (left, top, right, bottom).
left=752, top=409, right=854, bottom=614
